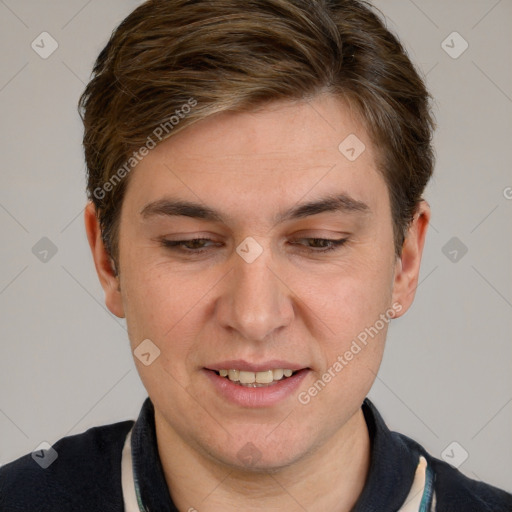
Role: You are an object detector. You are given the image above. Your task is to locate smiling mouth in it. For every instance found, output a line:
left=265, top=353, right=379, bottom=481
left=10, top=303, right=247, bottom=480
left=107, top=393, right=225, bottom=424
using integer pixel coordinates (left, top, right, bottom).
left=204, top=366, right=310, bottom=407
left=211, top=368, right=300, bottom=387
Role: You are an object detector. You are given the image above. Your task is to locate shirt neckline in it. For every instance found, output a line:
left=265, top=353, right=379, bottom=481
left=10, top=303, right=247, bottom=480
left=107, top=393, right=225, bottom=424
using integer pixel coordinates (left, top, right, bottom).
left=130, top=397, right=422, bottom=511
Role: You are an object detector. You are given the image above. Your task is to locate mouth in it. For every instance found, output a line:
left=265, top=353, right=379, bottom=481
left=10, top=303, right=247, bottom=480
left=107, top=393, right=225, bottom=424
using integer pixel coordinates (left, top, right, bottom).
left=211, top=368, right=299, bottom=387
left=203, top=362, right=310, bottom=407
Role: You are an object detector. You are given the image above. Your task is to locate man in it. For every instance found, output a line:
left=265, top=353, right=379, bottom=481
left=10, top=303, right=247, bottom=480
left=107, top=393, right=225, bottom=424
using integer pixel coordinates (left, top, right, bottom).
left=1, top=0, right=511, bottom=510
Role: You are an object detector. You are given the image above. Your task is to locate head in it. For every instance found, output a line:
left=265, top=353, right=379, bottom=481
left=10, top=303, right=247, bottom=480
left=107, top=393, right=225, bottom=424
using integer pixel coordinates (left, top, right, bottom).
left=82, top=0, right=434, bottom=470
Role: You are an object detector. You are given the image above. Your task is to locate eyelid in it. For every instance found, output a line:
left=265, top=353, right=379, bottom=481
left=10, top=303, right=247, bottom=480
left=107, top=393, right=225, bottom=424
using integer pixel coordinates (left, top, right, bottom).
left=289, top=237, right=349, bottom=253
left=159, top=236, right=349, bottom=257
left=161, top=237, right=221, bottom=248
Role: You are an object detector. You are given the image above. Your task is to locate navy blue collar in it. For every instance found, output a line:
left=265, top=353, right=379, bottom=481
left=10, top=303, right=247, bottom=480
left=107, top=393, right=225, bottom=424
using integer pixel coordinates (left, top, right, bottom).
left=130, top=397, right=421, bottom=511
left=131, top=398, right=176, bottom=511
left=353, top=399, right=420, bottom=511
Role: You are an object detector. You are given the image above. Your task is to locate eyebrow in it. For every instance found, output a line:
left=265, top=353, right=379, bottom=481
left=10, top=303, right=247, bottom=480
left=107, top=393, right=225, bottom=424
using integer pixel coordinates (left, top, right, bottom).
left=140, top=193, right=371, bottom=224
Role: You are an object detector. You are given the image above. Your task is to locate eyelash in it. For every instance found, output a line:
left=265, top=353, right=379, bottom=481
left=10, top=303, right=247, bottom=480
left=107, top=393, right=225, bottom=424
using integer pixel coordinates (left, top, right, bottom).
left=161, top=237, right=348, bottom=254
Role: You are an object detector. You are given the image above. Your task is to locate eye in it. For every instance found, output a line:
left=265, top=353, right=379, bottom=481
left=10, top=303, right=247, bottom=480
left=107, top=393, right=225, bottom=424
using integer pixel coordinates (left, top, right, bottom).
left=161, top=238, right=221, bottom=252
left=160, top=237, right=348, bottom=255
left=290, top=237, right=348, bottom=253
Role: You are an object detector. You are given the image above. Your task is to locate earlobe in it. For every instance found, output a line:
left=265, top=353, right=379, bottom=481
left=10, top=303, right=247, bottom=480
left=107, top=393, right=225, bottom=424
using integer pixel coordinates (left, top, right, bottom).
left=84, top=202, right=125, bottom=318
left=391, top=201, right=431, bottom=318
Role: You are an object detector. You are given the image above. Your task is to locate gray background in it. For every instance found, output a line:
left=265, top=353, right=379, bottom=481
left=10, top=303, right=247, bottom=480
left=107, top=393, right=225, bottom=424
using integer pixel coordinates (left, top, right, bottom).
left=1, top=0, right=511, bottom=493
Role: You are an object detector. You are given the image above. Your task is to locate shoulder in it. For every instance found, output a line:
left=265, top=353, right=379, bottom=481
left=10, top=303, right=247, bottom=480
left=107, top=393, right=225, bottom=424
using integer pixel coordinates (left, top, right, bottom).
left=429, top=456, right=512, bottom=512
left=0, top=419, right=133, bottom=512
left=398, top=433, right=512, bottom=512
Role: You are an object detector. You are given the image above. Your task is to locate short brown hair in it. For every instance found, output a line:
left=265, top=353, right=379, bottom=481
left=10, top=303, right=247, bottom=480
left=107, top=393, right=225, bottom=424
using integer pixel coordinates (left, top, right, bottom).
left=79, top=0, right=435, bottom=265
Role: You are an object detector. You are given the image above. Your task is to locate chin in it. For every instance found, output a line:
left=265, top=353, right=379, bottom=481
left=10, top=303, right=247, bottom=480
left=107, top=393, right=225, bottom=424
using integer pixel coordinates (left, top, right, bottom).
left=210, top=431, right=311, bottom=473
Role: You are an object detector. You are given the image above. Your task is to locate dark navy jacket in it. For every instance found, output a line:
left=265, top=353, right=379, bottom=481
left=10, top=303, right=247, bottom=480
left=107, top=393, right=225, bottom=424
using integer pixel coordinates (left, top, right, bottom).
left=1, top=398, right=511, bottom=511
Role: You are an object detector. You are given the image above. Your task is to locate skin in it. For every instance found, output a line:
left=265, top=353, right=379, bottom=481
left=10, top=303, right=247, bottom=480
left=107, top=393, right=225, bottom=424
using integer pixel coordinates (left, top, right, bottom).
left=85, top=93, right=430, bottom=511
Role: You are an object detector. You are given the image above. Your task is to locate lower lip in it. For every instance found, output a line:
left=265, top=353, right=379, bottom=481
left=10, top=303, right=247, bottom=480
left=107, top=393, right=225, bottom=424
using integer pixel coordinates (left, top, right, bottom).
left=203, top=369, right=310, bottom=408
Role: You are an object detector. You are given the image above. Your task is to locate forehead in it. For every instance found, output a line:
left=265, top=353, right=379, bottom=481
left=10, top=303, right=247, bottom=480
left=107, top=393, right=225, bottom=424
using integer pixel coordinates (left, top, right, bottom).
left=125, top=94, right=387, bottom=217
left=153, top=95, right=373, bottom=165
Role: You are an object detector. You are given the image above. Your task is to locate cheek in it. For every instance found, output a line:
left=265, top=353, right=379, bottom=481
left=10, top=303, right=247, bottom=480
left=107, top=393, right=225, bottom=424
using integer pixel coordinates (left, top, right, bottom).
left=295, top=252, right=395, bottom=343
left=294, top=262, right=392, bottom=411
left=121, top=267, right=208, bottom=403
left=120, top=262, right=217, bottom=354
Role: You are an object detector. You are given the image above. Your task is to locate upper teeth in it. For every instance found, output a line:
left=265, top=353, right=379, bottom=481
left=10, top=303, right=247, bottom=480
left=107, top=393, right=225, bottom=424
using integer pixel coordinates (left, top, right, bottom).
left=219, top=369, right=294, bottom=383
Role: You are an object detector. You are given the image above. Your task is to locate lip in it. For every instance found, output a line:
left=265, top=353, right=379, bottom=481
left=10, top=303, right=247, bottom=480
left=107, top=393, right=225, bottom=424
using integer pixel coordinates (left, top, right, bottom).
left=203, top=367, right=310, bottom=408
left=205, top=359, right=306, bottom=372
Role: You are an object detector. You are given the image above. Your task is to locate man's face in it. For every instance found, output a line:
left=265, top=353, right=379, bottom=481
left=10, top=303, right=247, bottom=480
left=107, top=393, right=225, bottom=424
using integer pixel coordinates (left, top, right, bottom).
left=96, top=94, right=423, bottom=469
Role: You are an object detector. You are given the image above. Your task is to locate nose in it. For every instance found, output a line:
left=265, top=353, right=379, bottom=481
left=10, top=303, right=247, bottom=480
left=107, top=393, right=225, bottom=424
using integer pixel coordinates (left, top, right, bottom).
left=215, top=245, right=294, bottom=341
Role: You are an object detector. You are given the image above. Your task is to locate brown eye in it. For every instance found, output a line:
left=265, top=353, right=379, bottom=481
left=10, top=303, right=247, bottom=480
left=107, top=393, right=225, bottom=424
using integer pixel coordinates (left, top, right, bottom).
left=290, top=238, right=348, bottom=253
left=162, top=238, right=220, bottom=252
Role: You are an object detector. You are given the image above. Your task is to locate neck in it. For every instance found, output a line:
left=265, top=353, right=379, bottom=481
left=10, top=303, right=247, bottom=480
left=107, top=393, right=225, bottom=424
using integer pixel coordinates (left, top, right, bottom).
left=155, top=407, right=371, bottom=512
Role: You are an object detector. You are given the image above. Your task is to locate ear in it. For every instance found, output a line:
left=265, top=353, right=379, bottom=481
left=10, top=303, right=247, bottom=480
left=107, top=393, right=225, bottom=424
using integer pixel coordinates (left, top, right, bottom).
left=84, top=202, right=125, bottom=318
left=391, top=200, right=431, bottom=317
